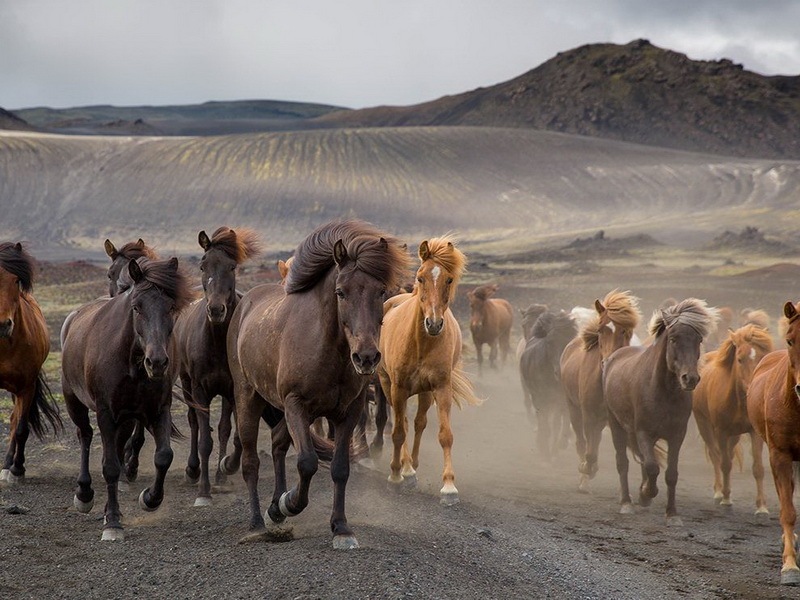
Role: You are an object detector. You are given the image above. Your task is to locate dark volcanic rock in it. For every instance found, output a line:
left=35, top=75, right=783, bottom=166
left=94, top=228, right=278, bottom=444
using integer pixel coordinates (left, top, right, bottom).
left=0, top=107, right=33, bottom=131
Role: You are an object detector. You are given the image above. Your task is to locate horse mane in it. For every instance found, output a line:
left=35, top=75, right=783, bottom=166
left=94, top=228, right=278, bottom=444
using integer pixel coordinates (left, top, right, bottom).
left=131, top=257, right=194, bottom=313
left=285, top=220, right=410, bottom=295
left=581, top=290, right=641, bottom=351
left=715, top=324, right=774, bottom=368
left=208, top=227, right=263, bottom=264
left=117, top=240, right=158, bottom=261
left=0, top=242, right=36, bottom=293
left=741, top=309, right=770, bottom=330
left=649, top=298, right=719, bottom=339
left=532, top=310, right=576, bottom=340
left=421, top=235, right=467, bottom=300
left=472, top=284, right=498, bottom=301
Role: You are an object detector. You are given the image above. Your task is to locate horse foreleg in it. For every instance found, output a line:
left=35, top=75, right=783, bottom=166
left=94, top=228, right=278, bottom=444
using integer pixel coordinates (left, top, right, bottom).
left=751, top=432, right=769, bottom=515
left=237, top=390, right=265, bottom=531
left=65, top=391, right=94, bottom=513
left=694, top=410, right=721, bottom=501
left=387, top=380, right=410, bottom=486
left=97, top=411, right=124, bottom=541
left=4, top=390, right=32, bottom=482
left=191, top=384, right=214, bottom=506
left=719, top=433, right=739, bottom=507
left=139, top=403, right=174, bottom=513
left=664, top=433, right=685, bottom=525
left=279, top=393, right=317, bottom=518
left=123, top=421, right=146, bottom=483
left=215, top=395, right=235, bottom=484
left=475, top=343, right=484, bottom=376
left=329, top=389, right=366, bottom=550
left=636, top=430, right=659, bottom=506
left=608, top=412, right=632, bottom=513
left=769, top=449, right=800, bottom=584
left=371, top=380, right=389, bottom=454
left=265, top=416, right=291, bottom=525
left=183, top=374, right=200, bottom=484
left=488, top=341, right=499, bottom=370
left=410, top=392, right=433, bottom=473
left=581, top=407, right=605, bottom=480
left=434, top=386, right=458, bottom=505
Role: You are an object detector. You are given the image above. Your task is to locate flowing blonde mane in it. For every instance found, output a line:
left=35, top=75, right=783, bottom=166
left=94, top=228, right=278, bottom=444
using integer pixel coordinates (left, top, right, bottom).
left=714, top=323, right=774, bottom=368
left=419, top=235, right=467, bottom=300
left=649, top=298, right=719, bottom=339
left=581, top=290, right=641, bottom=351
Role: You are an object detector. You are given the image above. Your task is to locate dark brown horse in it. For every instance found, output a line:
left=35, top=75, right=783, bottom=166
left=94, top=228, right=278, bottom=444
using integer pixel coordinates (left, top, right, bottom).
left=0, top=242, right=62, bottom=484
left=519, top=310, right=576, bottom=460
left=692, top=324, right=773, bottom=513
left=747, top=301, right=800, bottom=585
left=61, top=257, right=192, bottom=541
left=603, top=298, right=718, bottom=525
left=559, top=290, right=641, bottom=492
left=174, top=227, right=261, bottom=507
left=467, top=284, right=512, bottom=374
left=515, top=303, right=549, bottom=365
left=226, top=220, right=409, bottom=548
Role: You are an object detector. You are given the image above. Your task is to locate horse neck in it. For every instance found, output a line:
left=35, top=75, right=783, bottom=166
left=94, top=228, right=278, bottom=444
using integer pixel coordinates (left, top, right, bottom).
left=649, top=333, right=677, bottom=389
left=727, top=360, right=749, bottom=406
left=312, top=267, right=346, bottom=343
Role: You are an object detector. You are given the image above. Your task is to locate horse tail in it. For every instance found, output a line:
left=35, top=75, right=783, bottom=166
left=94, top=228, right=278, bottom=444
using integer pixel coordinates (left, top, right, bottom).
left=451, top=366, right=483, bottom=409
left=654, top=441, right=668, bottom=468
left=308, top=426, right=369, bottom=463
left=27, top=373, right=64, bottom=440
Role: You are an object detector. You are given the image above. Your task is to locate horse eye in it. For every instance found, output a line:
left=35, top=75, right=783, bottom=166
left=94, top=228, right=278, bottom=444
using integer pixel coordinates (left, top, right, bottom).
left=230, top=265, right=236, bottom=271
left=335, top=289, right=345, bottom=299
left=788, top=340, right=794, bottom=347
left=446, top=277, right=453, bottom=284
left=417, top=277, right=424, bottom=284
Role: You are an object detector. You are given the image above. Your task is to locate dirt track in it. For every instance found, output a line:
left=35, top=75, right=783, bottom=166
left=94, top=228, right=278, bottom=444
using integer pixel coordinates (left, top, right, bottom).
left=0, top=363, right=791, bottom=599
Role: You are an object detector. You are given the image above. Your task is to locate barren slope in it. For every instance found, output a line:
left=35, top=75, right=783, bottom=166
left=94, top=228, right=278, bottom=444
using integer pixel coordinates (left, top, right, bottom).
left=1, top=127, right=799, bottom=257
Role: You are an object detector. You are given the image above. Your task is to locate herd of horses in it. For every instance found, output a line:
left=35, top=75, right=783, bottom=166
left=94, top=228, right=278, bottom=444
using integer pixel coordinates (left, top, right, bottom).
left=3, top=221, right=800, bottom=584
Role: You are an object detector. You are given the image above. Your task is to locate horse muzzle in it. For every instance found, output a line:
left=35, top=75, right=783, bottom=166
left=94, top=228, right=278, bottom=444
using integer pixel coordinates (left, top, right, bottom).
left=0, top=318, right=14, bottom=339
left=351, top=350, right=381, bottom=376
left=206, top=303, right=227, bottom=324
left=144, top=355, right=170, bottom=380
left=424, top=317, right=445, bottom=336
left=679, top=372, right=700, bottom=391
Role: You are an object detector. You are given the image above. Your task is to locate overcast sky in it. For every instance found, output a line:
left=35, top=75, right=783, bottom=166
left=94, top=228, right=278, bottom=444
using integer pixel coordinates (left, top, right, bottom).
left=2, top=0, right=798, bottom=110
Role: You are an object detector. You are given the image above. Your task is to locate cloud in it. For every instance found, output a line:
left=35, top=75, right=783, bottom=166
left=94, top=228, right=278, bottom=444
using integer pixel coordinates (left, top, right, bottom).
left=2, top=0, right=798, bottom=110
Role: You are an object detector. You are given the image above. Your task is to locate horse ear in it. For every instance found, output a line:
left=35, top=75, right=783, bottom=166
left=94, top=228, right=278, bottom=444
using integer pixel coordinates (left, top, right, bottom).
left=594, top=299, right=606, bottom=315
left=136, top=238, right=145, bottom=247
left=14, top=242, right=22, bottom=253
left=378, top=237, right=388, bottom=249
left=399, top=243, right=408, bottom=251
left=198, top=231, right=211, bottom=250
left=333, top=240, right=348, bottom=266
left=168, top=257, right=179, bottom=271
left=128, top=259, right=144, bottom=283
left=104, top=239, right=117, bottom=259
left=447, top=241, right=454, bottom=249
left=784, top=301, right=797, bottom=320
left=418, top=240, right=430, bottom=261
left=278, top=259, right=289, bottom=281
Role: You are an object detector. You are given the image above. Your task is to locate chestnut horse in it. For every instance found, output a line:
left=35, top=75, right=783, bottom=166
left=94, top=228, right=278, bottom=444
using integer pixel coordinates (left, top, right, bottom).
left=0, top=242, right=62, bottom=484
left=559, top=290, right=641, bottom=492
left=603, top=298, right=718, bottom=525
left=467, top=284, right=512, bottom=374
left=519, top=310, right=576, bottom=460
left=692, top=324, right=773, bottom=513
left=747, top=301, right=800, bottom=585
left=378, top=237, right=481, bottom=505
left=226, top=220, right=409, bottom=548
left=174, top=227, right=261, bottom=507
left=61, top=257, right=192, bottom=540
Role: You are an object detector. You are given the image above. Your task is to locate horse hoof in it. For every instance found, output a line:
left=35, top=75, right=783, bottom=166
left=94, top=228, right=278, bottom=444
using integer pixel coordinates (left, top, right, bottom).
left=619, top=503, right=634, bottom=515
left=193, top=496, right=212, bottom=508
left=402, top=474, right=418, bottom=489
left=279, top=490, right=299, bottom=517
left=666, top=516, right=684, bottom=527
left=369, top=443, right=383, bottom=458
left=73, top=495, right=94, bottom=513
left=1, top=469, right=23, bottom=485
left=184, top=470, right=200, bottom=485
left=355, top=457, right=376, bottom=472
left=101, top=528, right=125, bottom=542
left=0, top=469, right=8, bottom=482
left=755, top=506, right=770, bottom=516
left=781, top=568, right=800, bottom=586
left=719, top=498, right=733, bottom=507
left=333, top=535, right=359, bottom=550
left=219, top=456, right=239, bottom=476
left=713, top=491, right=723, bottom=503
left=266, top=503, right=287, bottom=524
left=577, top=476, right=590, bottom=494
left=138, top=489, right=161, bottom=512
left=440, top=493, right=460, bottom=506
left=117, top=480, right=129, bottom=493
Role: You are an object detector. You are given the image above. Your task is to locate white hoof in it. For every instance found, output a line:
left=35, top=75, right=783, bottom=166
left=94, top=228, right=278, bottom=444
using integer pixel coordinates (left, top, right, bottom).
left=0, top=469, right=23, bottom=484
left=101, top=528, right=125, bottom=541
left=355, top=457, right=376, bottom=471
left=184, top=471, right=200, bottom=485
left=117, top=480, right=129, bottom=493
left=713, top=490, right=723, bottom=502
left=0, top=469, right=8, bottom=482
left=387, top=473, right=403, bottom=484
left=440, top=492, right=460, bottom=506
left=193, top=496, right=212, bottom=508
left=138, top=489, right=158, bottom=512
left=333, top=535, right=359, bottom=550
left=619, top=503, right=634, bottom=515
left=666, top=515, right=684, bottom=527
left=755, top=506, right=770, bottom=516
left=720, top=498, right=733, bottom=506
left=73, top=495, right=94, bottom=513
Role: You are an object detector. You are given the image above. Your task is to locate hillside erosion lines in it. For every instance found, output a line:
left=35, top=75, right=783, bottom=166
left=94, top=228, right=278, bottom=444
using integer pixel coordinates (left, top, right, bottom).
left=1, top=128, right=800, bottom=254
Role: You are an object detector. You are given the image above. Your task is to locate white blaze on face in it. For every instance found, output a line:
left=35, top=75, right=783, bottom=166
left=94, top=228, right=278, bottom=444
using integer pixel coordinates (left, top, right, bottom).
left=431, top=266, right=441, bottom=286
left=606, top=321, right=616, bottom=333
left=429, top=266, right=442, bottom=324
left=749, top=348, right=757, bottom=360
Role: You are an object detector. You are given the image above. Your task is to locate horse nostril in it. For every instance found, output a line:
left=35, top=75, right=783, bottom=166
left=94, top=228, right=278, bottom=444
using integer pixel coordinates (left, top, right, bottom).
left=424, top=317, right=432, bottom=330
left=795, top=384, right=800, bottom=398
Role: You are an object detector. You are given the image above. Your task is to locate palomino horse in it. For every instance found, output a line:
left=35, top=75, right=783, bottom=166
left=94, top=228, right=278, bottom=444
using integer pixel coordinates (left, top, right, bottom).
left=379, top=237, right=480, bottom=505
left=560, top=290, right=641, bottom=492
left=174, top=227, right=261, bottom=507
left=104, top=238, right=158, bottom=296
left=61, top=257, right=192, bottom=540
left=519, top=310, right=576, bottom=460
left=747, top=301, right=800, bottom=585
left=467, top=284, right=512, bottom=374
left=604, top=298, right=718, bottom=524
left=692, top=324, right=773, bottom=513
left=226, top=220, right=409, bottom=548
left=0, top=242, right=62, bottom=483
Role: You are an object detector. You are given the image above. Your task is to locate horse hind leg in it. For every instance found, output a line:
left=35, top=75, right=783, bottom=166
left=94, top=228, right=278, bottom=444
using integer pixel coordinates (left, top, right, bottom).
left=123, top=421, right=146, bottom=483
left=2, top=391, right=32, bottom=483
left=404, top=392, right=434, bottom=488
left=751, top=432, right=769, bottom=515
left=719, top=435, right=738, bottom=507
left=215, top=395, right=235, bottom=484
left=65, top=391, right=94, bottom=512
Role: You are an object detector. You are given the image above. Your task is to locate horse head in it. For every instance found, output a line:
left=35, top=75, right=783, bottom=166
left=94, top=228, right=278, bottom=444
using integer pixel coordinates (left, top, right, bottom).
left=0, top=242, right=32, bottom=339
left=128, top=257, right=191, bottom=380
left=783, top=302, right=800, bottom=400
left=664, top=321, right=704, bottom=391
left=468, top=284, right=498, bottom=331
left=594, top=298, right=634, bottom=359
left=722, top=324, right=773, bottom=387
left=105, top=238, right=155, bottom=297
left=333, top=239, right=388, bottom=376
left=416, top=239, right=461, bottom=336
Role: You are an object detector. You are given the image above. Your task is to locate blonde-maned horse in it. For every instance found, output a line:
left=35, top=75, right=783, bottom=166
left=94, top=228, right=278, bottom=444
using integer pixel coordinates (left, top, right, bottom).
left=560, top=290, right=641, bottom=492
left=747, top=301, right=800, bottom=585
left=692, top=324, right=773, bottom=513
left=378, top=237, right=481, bottom=506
